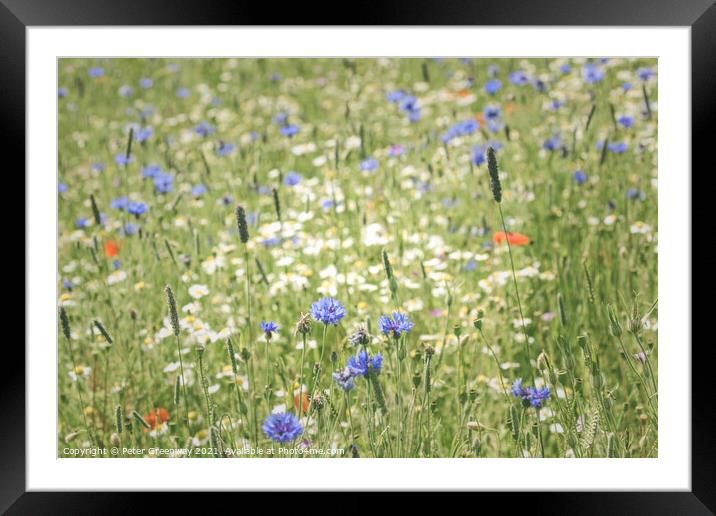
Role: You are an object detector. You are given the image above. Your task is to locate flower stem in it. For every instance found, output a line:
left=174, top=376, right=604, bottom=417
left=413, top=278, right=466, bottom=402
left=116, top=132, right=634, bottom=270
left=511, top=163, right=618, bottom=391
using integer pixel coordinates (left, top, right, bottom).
left=497, top=203, right=535, bottom=384
left=174, top=334, right=190, bottom=428
left=299, top=334, right=307, bottom=420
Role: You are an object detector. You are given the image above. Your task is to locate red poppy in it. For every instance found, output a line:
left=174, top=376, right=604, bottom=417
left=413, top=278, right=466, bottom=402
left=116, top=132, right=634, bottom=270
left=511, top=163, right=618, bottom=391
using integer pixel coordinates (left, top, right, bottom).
left=144, top=407, right=169, bottom=429
left=492, top=231, right=530, bottom=246
left=104, top=239, right=121, bottom=257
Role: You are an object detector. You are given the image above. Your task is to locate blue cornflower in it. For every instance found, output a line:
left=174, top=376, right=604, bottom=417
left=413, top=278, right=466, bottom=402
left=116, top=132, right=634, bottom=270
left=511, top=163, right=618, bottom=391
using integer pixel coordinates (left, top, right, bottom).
left=484, top=105, right=501, bottom=120
left=392, top=94, right=421, bottom=122
left=75, top=218, right=89, bottom=228
left=617, top=116, right=634, bottom=128
left=221, top=194, right=234, bottom=206
left=442, top=119, right=479, bottom=143
left=118, top=85, right=134, bottom=98
left=399, top=95, right=419, bottom=113
left=463, top=259, right=477, bottom=272
left=262, top=237, right=281, bottom=247
left=58, top=87, right=68, bottom=98
left=608, top=142, right=628, bottom=154
left=511, top=378, right=525, bottom=397
left=216, top=141, right=236, bottom=156
left=346, top=351, right=383, bottom=377
left=560, top=63, right=572, bottom=74
left=91, top=163, right=105, bottom=173
left=191, top=184, right=207, bottom=197
left=115, top=154, right=133, bottom=166
left=484, top=79, right=502, bottom=95
left=627, top=188, right=645, bottom=201
left=194, top=121, right=214, bottom=137
left=280, top=124, right=300, bottom=137
left=531, top=78, right=547, bottom=92
left=112, top=260, right=121, bottom=270
left=386, top=90, right=406, bottom=103
left=573, top=170, right=587, bottom=185
left=511, top=378, right=550, bottom=408
left=110, top=196, right=128, bottom=210
left=528, top=387, right=550, bottom=408
left=262, top=412, right=303, bottom=443
left=127, top=201, right=148, bottom=216
left=260, top=321, right=279, bottom=340
left=284, top=171, right=302, bottom=186
left=543, top=135, right=562, bottom=151
left=637, top=67, right=655, bottom=81
left=135, top=127, right=153, bottom=142
left=360, top=158, right=379, bottom=172
left=622, top=82, right=633, bottom=92
left=310, top=297, right=346, bottom=325
left=582, top=63, right=605, bottom=84
left=406, top=108, right=421, bottom=123
left=176, top=87, right=189, bottom=98
left=487, top=119, right=503, bottom=134
left=508, top=70, right=529, bottom=86
left=62, top=278, right=74, bottom=290
left=88, top=67, right=104, bottom=78
left=272, top=112, right=288, bottom=125
left=58, top=183, right=68, bottom=194
left=378, top=311, right=414, bottom=339
left=486, top=140, right=503, bottom=151
left=142, top=164, right=162, bottom=179
left=332, top=367, right=356, bottom=392
left=123, top=223, right=139, bottom=235
left=153, top=173, right=174, bottom=194
left=139, top=77, right=153, bottom=89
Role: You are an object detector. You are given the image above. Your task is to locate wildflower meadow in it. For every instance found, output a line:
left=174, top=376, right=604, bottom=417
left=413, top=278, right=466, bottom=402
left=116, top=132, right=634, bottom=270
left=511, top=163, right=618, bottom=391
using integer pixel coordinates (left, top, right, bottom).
left=58, top=58, right=658, bottom=458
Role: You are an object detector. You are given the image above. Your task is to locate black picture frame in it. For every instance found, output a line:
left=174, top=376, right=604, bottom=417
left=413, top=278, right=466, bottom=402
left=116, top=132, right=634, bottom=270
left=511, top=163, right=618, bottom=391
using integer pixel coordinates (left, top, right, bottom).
left=5, top=0, right=710, bottom=512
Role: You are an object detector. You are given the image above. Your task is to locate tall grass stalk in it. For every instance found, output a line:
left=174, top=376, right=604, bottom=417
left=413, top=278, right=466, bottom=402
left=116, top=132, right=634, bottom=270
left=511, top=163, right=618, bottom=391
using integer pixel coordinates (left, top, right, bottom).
left=487, top=147, right=535, bottom=384
left=164, top=286, right=189, bottom=428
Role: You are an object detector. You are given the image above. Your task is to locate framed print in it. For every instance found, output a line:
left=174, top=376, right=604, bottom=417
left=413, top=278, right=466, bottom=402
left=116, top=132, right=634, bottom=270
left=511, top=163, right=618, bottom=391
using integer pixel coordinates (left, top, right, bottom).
left=6, top=0, right=711, bottom=512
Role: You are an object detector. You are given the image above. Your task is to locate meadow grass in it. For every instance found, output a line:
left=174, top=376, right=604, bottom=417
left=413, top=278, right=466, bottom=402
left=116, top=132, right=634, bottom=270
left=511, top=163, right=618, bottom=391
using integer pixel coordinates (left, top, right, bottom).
left=57, top=57, right=658, bottom=458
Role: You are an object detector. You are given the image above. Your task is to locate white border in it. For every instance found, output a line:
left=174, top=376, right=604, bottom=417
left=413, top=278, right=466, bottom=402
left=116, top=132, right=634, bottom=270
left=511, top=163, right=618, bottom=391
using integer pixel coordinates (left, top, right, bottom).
left=27, top=27, right=691, bottom=490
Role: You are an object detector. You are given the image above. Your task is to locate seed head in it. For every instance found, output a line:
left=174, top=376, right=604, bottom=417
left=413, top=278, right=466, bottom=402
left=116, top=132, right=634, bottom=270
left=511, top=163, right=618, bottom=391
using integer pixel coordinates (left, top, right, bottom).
left=487, top=146, right=502, bottom=203
left=310, top=392, right=325, bottom=411
left=164, top=285, right=181, bottom=337
left=93, top=319, right=113, bottom=345
left=294, top=312, right=312, bottom=336
left=59, top=306, right=71, bottom=341
left=90, top=194, right=102, bottom=226
left=348, top=326, right=370, bottom=347
left=272, top=187, right=281, bottom=222
left=235, top=205, right=249, bottom=244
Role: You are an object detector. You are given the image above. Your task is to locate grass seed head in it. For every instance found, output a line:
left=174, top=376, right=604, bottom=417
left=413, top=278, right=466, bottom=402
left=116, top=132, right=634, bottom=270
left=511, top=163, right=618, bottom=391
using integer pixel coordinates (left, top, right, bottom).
left=164, top=285, right=181, bottom=337
left=59, top=306, right=71, bottom=341
left=235, top=204, right=249, bottom=244
left=487, top=146, right=502, bottom=203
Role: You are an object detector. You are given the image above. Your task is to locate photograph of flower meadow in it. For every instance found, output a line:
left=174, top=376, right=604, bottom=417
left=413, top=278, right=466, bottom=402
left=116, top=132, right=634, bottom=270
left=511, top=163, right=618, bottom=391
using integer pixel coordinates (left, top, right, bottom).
left=57, top=57, right=657, bottom=459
